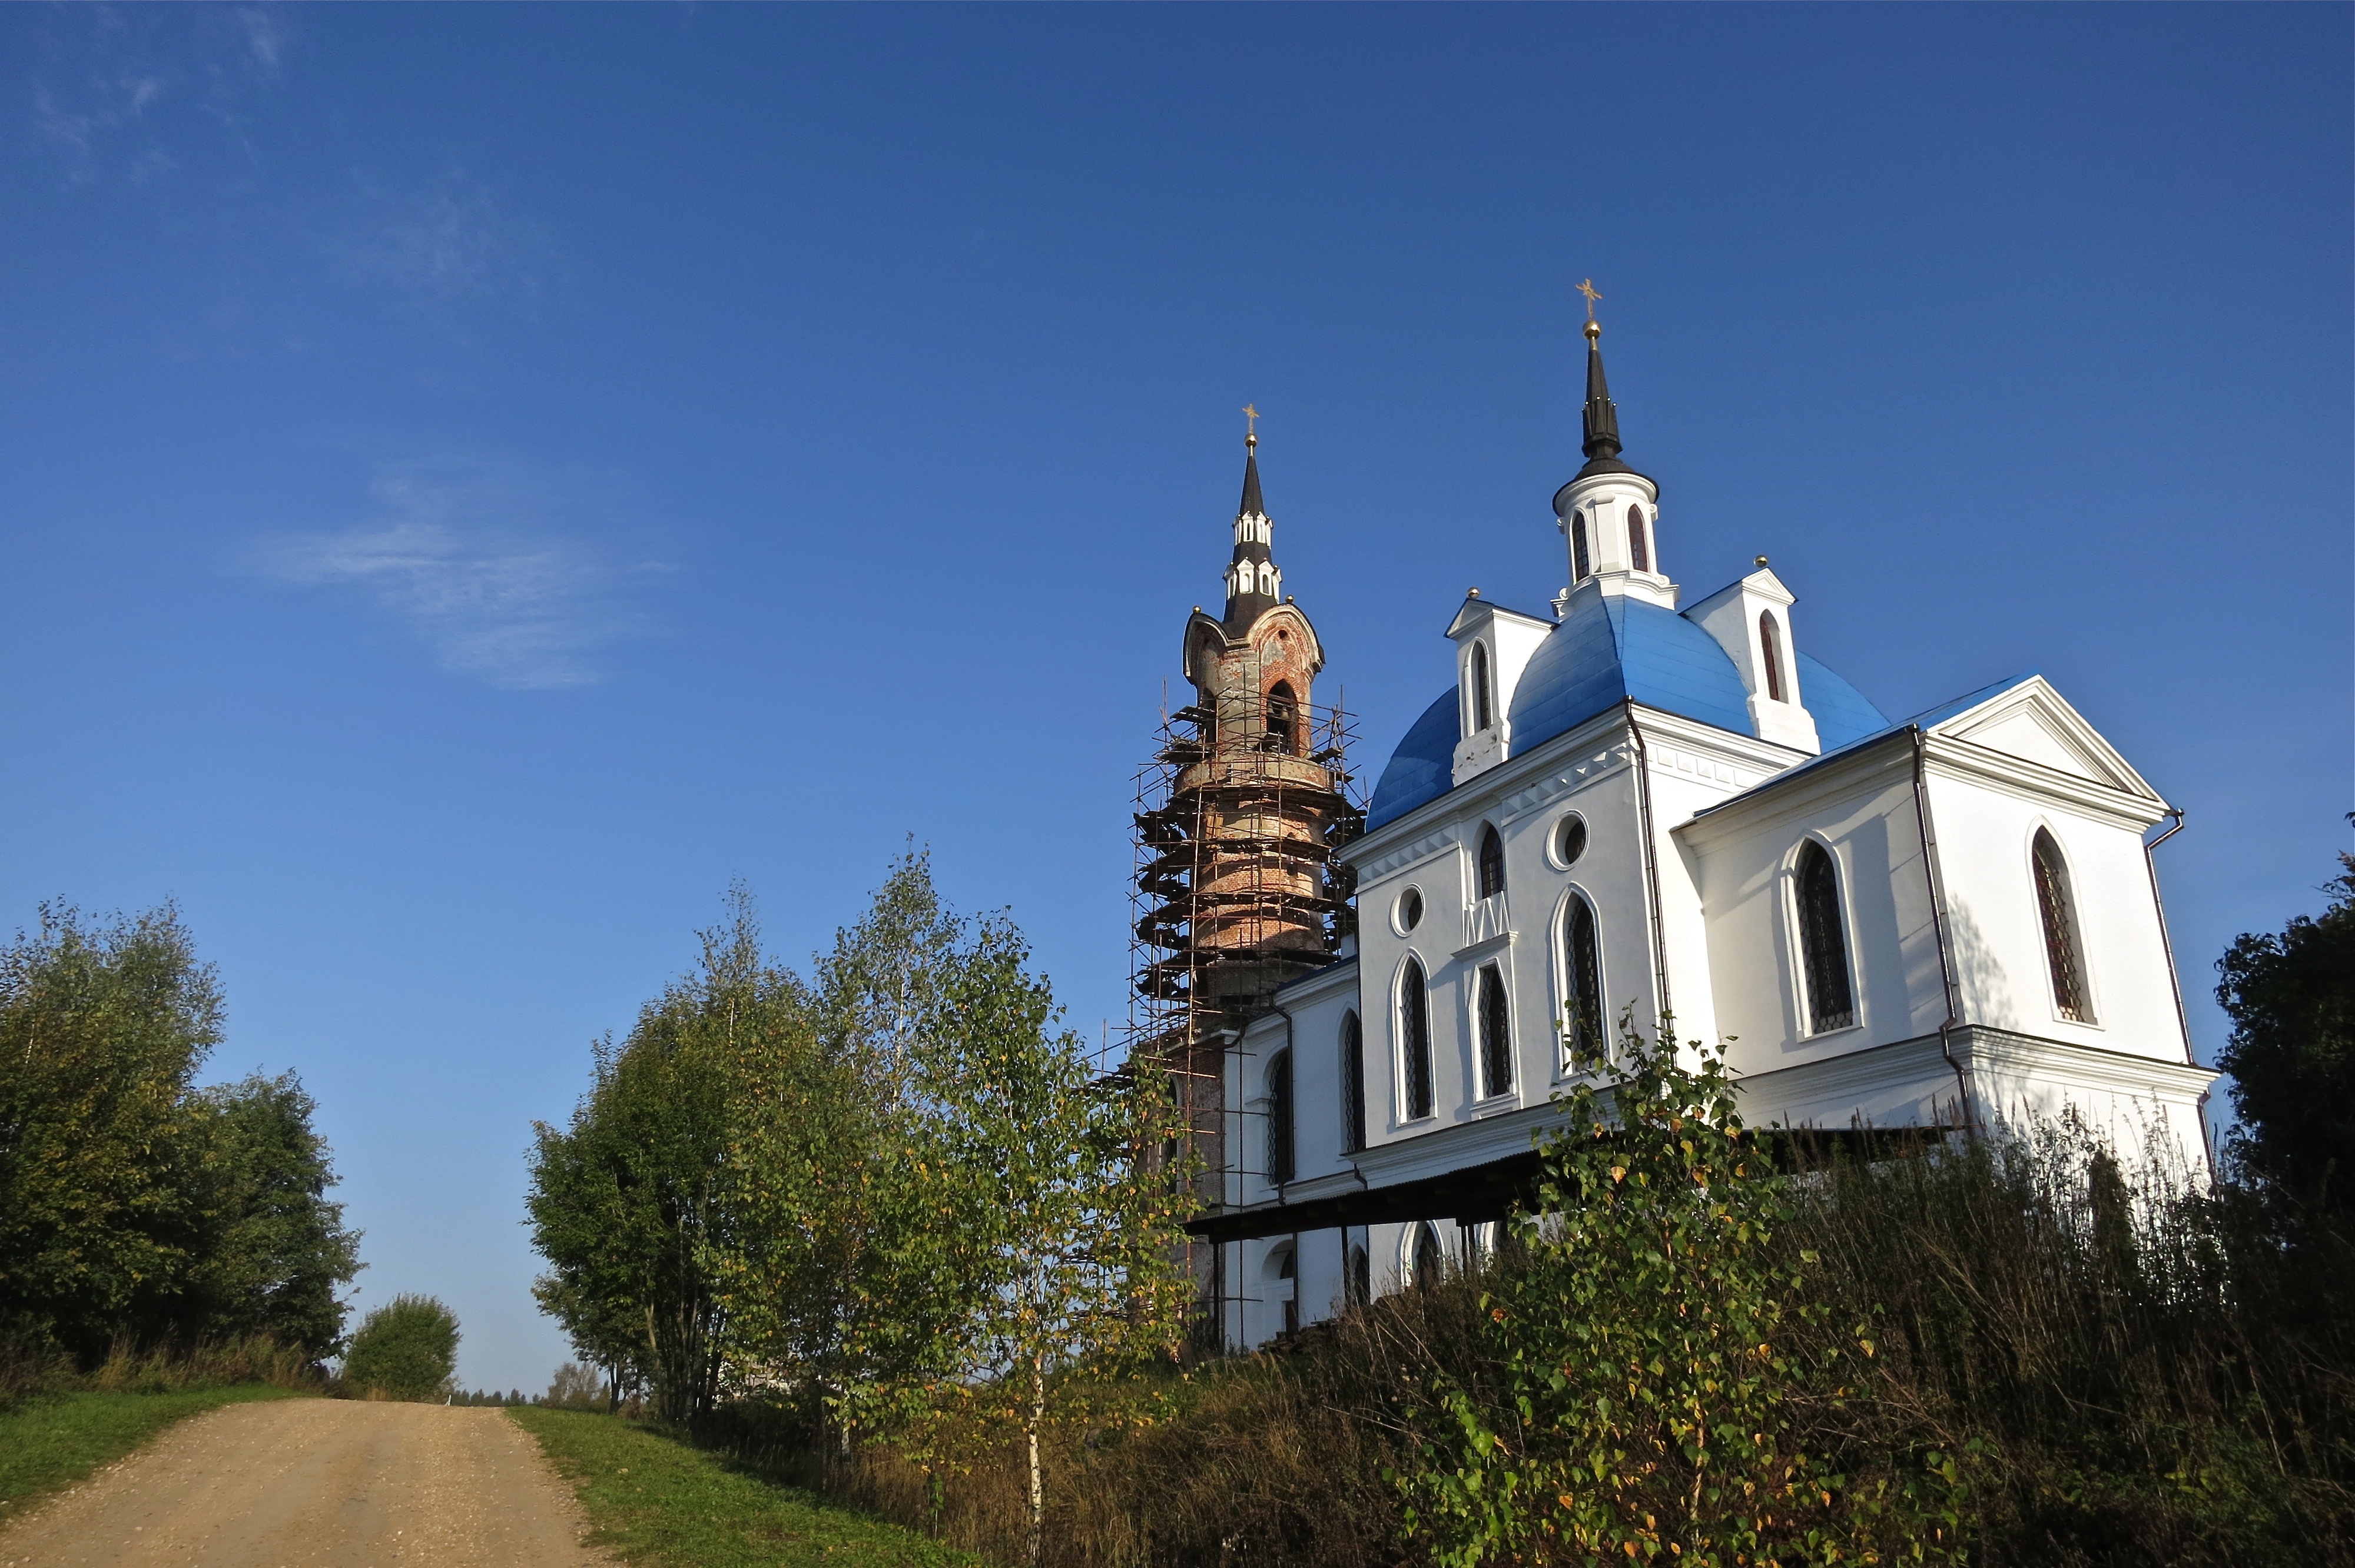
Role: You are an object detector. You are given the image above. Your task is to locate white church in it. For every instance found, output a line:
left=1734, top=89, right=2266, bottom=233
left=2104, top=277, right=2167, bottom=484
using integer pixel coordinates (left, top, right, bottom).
left=1179, top=307, right=2215, bottom=1350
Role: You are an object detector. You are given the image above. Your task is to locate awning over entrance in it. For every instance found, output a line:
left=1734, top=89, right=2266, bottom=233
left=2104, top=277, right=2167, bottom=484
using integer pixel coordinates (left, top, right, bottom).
left=1184, top=1150, right=1547, bottom=1244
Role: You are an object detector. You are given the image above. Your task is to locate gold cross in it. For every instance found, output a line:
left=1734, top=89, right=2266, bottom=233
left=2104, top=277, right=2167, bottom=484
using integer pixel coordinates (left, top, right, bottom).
left=1242, top=403, right=1259, bottom=448
left=1576, top=278, right=1602, bottom=320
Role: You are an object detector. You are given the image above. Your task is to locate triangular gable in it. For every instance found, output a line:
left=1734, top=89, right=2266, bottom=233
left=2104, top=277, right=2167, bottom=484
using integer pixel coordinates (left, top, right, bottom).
left=1926, top=675, right=2158, bottom=800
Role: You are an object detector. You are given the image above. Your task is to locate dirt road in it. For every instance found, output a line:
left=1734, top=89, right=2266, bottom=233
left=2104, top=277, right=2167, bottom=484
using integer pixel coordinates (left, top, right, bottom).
left=0, top=1398, right=607, bottom=1567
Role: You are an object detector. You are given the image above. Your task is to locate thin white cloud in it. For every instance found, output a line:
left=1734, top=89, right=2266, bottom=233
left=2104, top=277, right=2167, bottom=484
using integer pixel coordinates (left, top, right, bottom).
left=332, top=178, right=554, bottom=307
left=27, top=5, right=291, bottom=180
left=254, top=460, right=661, bottom=691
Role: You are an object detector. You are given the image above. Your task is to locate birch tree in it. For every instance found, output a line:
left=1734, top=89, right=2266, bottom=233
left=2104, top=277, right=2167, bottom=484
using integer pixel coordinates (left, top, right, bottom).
left=907, top=916, right=1198, bottom=1566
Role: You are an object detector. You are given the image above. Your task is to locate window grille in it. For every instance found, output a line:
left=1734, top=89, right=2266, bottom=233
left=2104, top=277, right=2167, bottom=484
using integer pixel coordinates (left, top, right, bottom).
left=2033, top=829, right=2091, bottom=1021
left=1401, top=960, right=1434, bottom=1119
left=1796, top=842, right=1856, bottom=1032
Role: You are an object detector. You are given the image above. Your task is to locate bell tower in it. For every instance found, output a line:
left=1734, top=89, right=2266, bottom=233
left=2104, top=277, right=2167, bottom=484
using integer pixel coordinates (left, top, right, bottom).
left=1130, top=418, right=1362, bottom=1321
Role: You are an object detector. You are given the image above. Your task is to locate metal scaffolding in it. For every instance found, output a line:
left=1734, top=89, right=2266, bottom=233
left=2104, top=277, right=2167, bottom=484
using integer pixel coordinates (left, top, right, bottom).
left=1122, top=689, right=1364, bottom=1342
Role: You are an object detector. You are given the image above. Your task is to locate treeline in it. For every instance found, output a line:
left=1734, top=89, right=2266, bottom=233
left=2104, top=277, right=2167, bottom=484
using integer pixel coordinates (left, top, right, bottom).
left=0, top=905, right=360, bottom=1391
left=526, top=856, right=1195, bottom=1546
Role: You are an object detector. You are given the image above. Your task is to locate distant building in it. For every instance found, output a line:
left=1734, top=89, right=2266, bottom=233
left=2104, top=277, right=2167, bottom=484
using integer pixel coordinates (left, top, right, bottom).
left=1140, top=314, right=2213, bottom=1351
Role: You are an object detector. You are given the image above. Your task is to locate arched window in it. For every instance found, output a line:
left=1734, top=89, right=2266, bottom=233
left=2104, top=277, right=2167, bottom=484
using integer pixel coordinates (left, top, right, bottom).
left=1571, top=510, right=1592, bottom=579
left=2032, top=829, right=2091, bottom=1022
left=1346, top=1243, right=1371, bottom=1307
left=1561, top=893, right=1604, bottom=1062
left=1477, top=825, right=1505, bottom=901
left=1477, top=964, right=1512, bottom=1097
left=1265, top=1047, right=1294, bottom=1186
left=1470, top=643, right=1493, bottom=732
left=1400, top=959, right=1434, bottom=1120
left=1627, top=503, right=1650, bottom=573
left=1796, top=841, right=1856, bottom=1033
left=1412, top=1222, right=1446, bottom=1287
left=1759, top=612, right=1786, bottom=702
left=1265, top=681, right=1298, bottom=755
left=1340, top=1011, right=1365, bottom=1154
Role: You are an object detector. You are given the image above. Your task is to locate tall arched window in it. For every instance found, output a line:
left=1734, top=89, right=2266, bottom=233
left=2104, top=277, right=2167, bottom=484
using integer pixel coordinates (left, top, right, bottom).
left=1561, top=893, right=1604, bottom=1062
left=2032, top=829, right=2091, bottom=1022
left=1340, top=1011, right=1365, bottom=1154
left=1571, top=510, right=1592, bottom=579
left=1795, top=841, right=1856, bottom=1033
left=1265, top=680, right=1298, bottom=755
left=1265, top=1047, right=1294, bottom=1186
left=1412, top=1222, right=1446, bottom=1287
left=1477, top=825, right=1505, bottom=901
left=1477, top=964, right=1512, bottom=1097
left=1470, top=643, right=1493, bottom=731
left=1759, top=612, right=1786, bottom=702
left=1400, top=959, right=1434, bottom=1119
left=1627, top=503, right=1650, bottom=573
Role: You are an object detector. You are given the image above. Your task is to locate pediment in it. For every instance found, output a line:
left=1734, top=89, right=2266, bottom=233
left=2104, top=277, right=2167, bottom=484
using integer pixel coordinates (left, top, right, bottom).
left=1931, top=678, right=2157, bottom=799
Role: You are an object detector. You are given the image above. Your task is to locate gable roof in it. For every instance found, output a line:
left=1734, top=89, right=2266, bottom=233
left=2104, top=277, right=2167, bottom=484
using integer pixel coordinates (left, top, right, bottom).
left=1687, top=671, right=2165, bottom=825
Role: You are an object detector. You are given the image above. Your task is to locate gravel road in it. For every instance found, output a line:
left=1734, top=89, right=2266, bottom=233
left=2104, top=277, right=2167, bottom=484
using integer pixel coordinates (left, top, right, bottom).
left=0, top=1398, right=608, bottom=1567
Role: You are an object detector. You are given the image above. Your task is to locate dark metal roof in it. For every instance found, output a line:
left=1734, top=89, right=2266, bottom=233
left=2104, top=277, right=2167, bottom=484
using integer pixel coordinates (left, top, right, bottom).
left=1574, top=328, right=1632, bottom=480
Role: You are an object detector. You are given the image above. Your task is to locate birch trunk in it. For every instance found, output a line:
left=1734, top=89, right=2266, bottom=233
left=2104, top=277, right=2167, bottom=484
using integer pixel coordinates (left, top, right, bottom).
left=1026, top=1353, right=1046, bottom=1567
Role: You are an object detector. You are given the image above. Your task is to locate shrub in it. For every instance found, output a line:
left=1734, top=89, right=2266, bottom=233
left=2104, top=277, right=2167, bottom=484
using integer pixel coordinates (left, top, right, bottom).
left=341, top=1295, right=459, bottom=1402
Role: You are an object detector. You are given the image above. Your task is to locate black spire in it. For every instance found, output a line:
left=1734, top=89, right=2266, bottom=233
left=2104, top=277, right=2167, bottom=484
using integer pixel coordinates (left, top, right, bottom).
left=1223, top=426, right=1279, bottom=629
left=1575, top=317, right=1631, bottom=479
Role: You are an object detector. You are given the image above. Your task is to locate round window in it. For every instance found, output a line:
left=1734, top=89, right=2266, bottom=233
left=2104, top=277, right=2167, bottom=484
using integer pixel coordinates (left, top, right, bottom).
left=1396, top=887, right=1424, bottom=934
left=1555, top=816, right=1589, bottom=868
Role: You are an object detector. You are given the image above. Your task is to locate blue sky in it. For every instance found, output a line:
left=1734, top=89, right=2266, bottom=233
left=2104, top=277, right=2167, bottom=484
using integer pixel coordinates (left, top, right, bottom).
left=2, top=4, right=2345, bottom=1393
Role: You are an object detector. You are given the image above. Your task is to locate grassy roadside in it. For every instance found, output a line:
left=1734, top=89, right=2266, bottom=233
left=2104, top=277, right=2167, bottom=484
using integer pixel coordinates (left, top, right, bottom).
left=0, top=1384, right=310, bottom=1520
left=509, top=1408, right=983, bottom=1568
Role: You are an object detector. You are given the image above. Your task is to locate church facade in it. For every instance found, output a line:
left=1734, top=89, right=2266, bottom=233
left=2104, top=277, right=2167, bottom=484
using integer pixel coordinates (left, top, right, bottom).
left=1153, top=313, right=2214, bottom=1351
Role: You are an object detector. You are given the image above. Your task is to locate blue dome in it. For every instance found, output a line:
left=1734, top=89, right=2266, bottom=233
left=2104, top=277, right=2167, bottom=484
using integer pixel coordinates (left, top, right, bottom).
left=1364, top=596, right=1894, bottom=835
left=1365, top=690, right=1458, bottom=831
left=1794, top=652, right=1890, bottom=750
left=1507, top=597, right=1755, bottom=749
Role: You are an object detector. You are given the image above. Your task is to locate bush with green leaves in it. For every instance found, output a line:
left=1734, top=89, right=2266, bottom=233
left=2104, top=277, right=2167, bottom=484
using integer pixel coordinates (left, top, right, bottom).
left=341, top=1294, right=459, bottom=1401
left=1399, top=1022, right=1964, bottom=1567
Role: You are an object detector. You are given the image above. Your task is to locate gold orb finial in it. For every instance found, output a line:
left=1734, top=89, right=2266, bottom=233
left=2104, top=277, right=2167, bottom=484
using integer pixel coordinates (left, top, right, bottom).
left=1755, top=554, right=1770, bottom=568
left=1242, top=403, right=1259, bottom=450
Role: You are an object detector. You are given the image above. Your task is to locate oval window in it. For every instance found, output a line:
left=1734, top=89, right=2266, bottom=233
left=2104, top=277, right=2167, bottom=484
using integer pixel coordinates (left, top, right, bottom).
left=1555, top=816, right=1588, bottom=867
left=1397, top=887, right=1424, bottom=934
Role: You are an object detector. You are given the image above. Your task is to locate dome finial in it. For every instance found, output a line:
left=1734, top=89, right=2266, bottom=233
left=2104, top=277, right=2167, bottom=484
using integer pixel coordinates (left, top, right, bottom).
left=1242, top=402, right=1259, bottom=452
left=1577, top=277, right=1603, bottom=341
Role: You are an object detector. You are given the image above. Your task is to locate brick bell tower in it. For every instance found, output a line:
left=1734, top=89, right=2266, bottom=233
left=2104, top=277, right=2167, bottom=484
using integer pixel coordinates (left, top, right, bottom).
left=1132, top=414, right=1361, bottom=1301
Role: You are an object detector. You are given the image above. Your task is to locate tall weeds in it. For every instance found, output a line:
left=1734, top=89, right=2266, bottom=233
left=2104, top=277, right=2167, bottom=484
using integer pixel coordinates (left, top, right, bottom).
left=0, top=1334, right=322, bottom=1409
left=1781, top=1124, right=2354, bottom=1567
left=699, top=1123, right=2351, bottom=1566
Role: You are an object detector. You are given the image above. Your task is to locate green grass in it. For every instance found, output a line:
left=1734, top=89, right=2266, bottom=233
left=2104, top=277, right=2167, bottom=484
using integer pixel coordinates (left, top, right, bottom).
left=0, top=1384, right=310, bottom=1518
left=509, top=1407, right=983, bottom=1568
